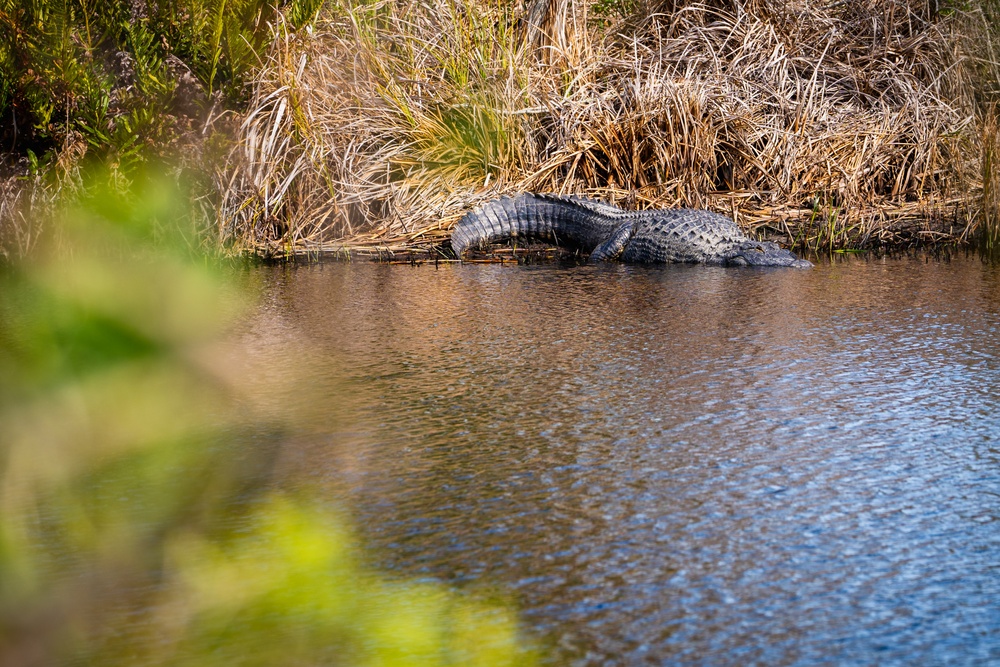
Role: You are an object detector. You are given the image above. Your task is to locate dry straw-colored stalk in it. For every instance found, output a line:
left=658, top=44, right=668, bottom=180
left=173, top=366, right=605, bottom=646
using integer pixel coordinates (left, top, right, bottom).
left=218, top=0, right=993, bottom=257
left=980, top=103, right=1000, bottom=254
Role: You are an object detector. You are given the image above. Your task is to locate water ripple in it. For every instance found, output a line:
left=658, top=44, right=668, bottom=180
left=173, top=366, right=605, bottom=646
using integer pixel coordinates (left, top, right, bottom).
left=243, top=256, right=1000, bottom=666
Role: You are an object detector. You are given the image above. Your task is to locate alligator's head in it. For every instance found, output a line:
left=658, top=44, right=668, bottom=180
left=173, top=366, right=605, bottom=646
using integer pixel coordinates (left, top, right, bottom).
left=725, top=241, right=812, bottom=268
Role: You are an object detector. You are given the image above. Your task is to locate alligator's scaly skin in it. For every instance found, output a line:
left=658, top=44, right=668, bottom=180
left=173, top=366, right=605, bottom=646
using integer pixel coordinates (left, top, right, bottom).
left=451, top=193, right=811, bottom=267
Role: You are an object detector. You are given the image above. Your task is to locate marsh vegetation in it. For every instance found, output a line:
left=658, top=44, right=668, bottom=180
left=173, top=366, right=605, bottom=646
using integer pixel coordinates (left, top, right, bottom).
left=1, top=0, right=1000, bottom=259
left=222, top=0, right=1000, bottom=256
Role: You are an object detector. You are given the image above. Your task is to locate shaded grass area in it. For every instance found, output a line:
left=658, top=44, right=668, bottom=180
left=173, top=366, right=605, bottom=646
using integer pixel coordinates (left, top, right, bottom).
left=221, top=0, right=1000, bottom=258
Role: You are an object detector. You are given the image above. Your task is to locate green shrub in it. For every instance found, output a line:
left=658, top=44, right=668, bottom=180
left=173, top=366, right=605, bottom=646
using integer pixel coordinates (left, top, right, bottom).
left=0, top=0, right=323, bottom=175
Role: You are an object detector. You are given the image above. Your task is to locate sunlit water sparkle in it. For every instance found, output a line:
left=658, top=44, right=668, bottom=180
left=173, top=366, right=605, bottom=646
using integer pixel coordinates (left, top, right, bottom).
left=236, top=255, right=1000, bottom=665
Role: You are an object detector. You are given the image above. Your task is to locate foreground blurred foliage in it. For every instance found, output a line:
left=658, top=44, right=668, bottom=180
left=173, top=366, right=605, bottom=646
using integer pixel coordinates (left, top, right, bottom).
left=0, top=169, right=536, bottom=666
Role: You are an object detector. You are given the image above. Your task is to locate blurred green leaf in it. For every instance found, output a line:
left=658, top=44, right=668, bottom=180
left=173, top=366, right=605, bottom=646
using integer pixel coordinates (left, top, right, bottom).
left=0, top=166, right=536, bottom=666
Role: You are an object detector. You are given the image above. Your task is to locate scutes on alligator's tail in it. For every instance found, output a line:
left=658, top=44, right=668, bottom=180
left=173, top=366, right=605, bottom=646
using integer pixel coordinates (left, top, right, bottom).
left=451, top=193, right=620, bottom=258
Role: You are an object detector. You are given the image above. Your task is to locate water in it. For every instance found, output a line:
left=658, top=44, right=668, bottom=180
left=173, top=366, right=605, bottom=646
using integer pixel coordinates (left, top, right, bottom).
left=236, top=255, right=1000, bottom=665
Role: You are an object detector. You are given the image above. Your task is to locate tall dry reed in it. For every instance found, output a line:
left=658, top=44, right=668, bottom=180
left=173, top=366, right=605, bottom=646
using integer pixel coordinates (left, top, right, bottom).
left=980, top=104, right=1000, bottom=256
left=218, top=0, right=992, bottom=256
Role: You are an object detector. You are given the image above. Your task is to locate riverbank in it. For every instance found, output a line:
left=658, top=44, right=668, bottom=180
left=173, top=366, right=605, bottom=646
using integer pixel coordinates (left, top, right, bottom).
left=239, top=192, right=979, bottom=261
left=2, top=0, right=999, bottom=259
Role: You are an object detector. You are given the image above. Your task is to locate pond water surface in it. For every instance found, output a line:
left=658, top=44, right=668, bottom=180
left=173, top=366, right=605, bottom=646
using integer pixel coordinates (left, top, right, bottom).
left=237, top=255, right=1000, bottom=665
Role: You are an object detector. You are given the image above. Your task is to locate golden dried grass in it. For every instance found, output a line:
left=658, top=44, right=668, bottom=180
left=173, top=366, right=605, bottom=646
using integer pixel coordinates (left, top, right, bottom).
left=980, top=103, right=1000, bottom=255
left=218, top=0, right=996, bottom=257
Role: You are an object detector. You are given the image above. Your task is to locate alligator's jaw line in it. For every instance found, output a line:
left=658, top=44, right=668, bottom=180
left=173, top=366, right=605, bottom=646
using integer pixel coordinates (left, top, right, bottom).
left=451, top=193, right=811, bottom=268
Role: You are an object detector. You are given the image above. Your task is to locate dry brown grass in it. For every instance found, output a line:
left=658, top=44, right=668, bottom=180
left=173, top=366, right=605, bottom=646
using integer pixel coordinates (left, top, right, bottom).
left=980, top=102, right=1000, bottom=255
left=217, top=0, right=996, bottom=257
left=0, top=173, right=53, bottom=260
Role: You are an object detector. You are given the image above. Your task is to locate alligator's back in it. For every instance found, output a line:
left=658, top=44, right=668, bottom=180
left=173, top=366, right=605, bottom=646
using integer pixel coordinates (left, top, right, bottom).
left=621, top=209, right=745, bottom=263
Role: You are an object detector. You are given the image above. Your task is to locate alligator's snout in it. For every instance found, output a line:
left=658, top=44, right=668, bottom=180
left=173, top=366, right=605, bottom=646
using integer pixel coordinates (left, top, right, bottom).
left=726, top=241, right=813, bottom=268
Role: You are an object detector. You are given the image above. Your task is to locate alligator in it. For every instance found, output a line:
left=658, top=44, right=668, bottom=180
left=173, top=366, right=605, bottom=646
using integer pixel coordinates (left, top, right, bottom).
left=451, top=193, right=812, bottom=267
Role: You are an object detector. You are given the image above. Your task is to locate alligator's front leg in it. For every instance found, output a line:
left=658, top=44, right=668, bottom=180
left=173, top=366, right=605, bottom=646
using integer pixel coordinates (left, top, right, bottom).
left=589, top=220, right=635, bottom=262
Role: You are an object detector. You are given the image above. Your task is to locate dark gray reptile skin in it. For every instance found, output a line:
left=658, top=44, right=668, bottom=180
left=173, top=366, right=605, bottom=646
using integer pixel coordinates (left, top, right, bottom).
left=451, top=193, right=811, bottom=267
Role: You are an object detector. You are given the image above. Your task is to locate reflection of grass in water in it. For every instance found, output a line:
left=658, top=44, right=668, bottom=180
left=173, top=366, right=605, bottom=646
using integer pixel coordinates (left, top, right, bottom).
left=0, top=169, right=535, bottom=666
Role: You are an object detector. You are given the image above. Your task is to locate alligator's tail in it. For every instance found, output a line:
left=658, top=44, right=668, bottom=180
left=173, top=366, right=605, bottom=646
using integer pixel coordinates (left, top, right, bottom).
left=450, top=193, right=621, bottom=258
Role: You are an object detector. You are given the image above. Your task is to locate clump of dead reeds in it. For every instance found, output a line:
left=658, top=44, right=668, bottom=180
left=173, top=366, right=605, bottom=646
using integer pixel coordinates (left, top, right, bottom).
left=218, top=0, right=994, bottom=257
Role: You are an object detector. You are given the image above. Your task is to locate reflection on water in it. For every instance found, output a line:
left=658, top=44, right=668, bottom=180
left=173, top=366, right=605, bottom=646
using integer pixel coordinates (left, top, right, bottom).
left=235, top=256, right=1000, bottom=665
